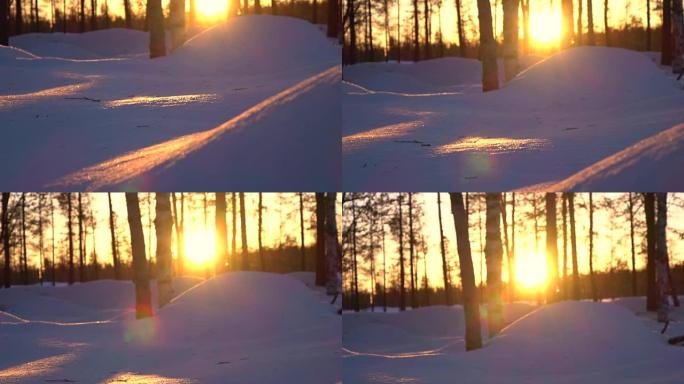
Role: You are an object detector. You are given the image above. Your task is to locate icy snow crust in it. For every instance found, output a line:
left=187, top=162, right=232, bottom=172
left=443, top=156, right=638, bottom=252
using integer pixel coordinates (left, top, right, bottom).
left=0, top=272, right=341, bottom=383
left=342, top=47, right=684, bottom=191
left=0, top=15, right=341, bottom=191
left=343, top=300, right=684, bottom=383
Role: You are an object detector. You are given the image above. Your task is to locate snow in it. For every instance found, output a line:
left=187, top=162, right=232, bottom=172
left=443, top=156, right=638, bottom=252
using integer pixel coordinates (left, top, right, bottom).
left=0, top=15, right=341, bottom=191
left=343, top=300, right=684, bottom=383
left=0, top=272, right=341, bottom=383
left=342, top=47, right=684, bottom=191
left=539, top=123, right=684, bottom=191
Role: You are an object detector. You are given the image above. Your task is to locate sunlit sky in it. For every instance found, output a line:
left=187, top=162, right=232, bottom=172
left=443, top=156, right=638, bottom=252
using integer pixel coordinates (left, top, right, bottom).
left=350, top=193, right=684, bottom=294
left=373, top=0, right=659, bottom=49
left=23, top=193, right=324, bottom=273
left=39, top=0, right=231, bottom=23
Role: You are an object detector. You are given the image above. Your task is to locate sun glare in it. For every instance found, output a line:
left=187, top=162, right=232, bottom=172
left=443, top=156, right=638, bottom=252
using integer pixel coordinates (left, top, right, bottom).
left=183, top=229, right=216, bottom=269
left=515, top=252, right=548, bottom=291
left=529, top=6, right=562, bottom=47
left=195, top=0, right=228, bottom=21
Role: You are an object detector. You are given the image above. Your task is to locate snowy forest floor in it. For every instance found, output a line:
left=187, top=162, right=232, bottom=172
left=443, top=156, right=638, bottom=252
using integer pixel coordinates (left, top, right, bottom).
left=0, top=15, right=341, bottom=191
left=342, top=48, right=684, bottom=191
left=0, top=272, right=341, bottom=383
left=342, top=297, right=684, bottom=383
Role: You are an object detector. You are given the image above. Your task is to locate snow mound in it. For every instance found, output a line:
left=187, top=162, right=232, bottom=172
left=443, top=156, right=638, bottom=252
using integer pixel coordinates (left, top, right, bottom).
left=546, top=123, right=684, bottom=191
left=343, top=57, right=482, bottom=93
left=10, top=28, right=150, bottom=59
left=157, top=272, right=337, bottom=342
left=507, top=47, right=675, bottom=100
left=168, top=15, right=339, bottom=75
left=0, top=45, right=37, bottom=61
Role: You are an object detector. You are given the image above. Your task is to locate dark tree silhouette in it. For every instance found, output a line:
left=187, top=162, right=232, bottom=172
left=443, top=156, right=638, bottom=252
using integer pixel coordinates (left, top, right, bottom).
left=156, top=193, right=174, bottom=308
left=126, top=193, right=153, bottom=319
left=2, top=193, right=10, bottom=288
left=215, top=193, right=228, bottom=273
left=316, top=193, right=327, bottom=286
left=148, top=0, right=166, bottom=58
left=0, top=0, right=9, bottom=46
left=477, top=0, right=498, bottom=91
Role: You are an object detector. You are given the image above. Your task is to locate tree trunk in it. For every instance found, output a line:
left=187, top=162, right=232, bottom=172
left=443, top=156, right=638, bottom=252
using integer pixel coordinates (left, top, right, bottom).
left=477, top=0, right=499, bottom=91
left=589, top=193, right=598, bottom=301
left=51, top=195, right=56, bottom=286
left=38, top=195, right=44, bottom=286
left=124, top=0, right=132, bottom=28
left=562, top=194, right=568, bottom=298
left=672, top=0, right=684, bottom=72
left=299, top=193, right=306, bottom=270
left=78, top=194, right=85, bottom=282
left=108, top=193, right=120, bottom=280
left=545, top=193, right=559, bottom=302
left=456, top=0, right=466, bottom=56
left=240, top=193, right=248, bottom=270
left=215, top=193, right=227, bottom=273
left=646, top=0, right=651, bottom=50
left=503, top=0, right=519, bottom=81
left=67, top=194, right=75, bottom=285
left=351, top=195, right=360, bottom=312
left=169, top=0, right=186, bottom=50
left=315, top=193, right=327, bottom=286
left=21, top=194, right=28, bottom=285
left=258, top=193, right=265, bottom=271
left=325, top=193, right=341, bottom=296
left=645, top=193, right=657, bottom=311
left=561, top=0, right=574, bottom=48
left=510, top=193, right=516, bottom=301
left=408, top=193, right=417, bottom=308
left=189, top=0, right=196, bottom=25
left=485, top=193, right=504, bottom=336
left=148, top=0, right=166, bottom=58
left=569, top=193, right=579, bottom=300
left=232, top=193, right=237, bottom=270
left=1, top=0, right=10, bottom=45
left=90, top=0, right=97, bottom=30
left=16, top=0, right=22, bottom=35
left=629, top=193, right=637, bottom=296
left=424, top=0, right=430, bottom=59
left=255, top=0, right=262, bottom=14
left=155, top=193, right=174, bottom=308
left=437, top=193, right=452, bottom=305
left=348, top=0, right=357, bottom=63
left=662, top=0, right=673, bottom=65
left=1, top=193, right=9, bottom=288
left=587, top=0, right=595, bottom=44
left=603, top=0, right=610, bottom=46
left=521, top=0, right=530, bottom=52
left=577, top=0, right=583, bottom=44
left=398, top=194, right=406, bottom=311
left=79, top=0, right=85, bottom=32
left=125, top=193, right=153, bottom=319
left=655, top=193, right=670, bottom=322
left=450, top=193, right=482, bottom=351
left=412, top=0, right=419, bottom=61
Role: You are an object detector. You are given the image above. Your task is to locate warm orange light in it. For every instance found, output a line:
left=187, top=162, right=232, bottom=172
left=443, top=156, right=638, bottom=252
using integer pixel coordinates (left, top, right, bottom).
left=183, top=228, right=216, bottom=268
left=194, top=0, right=229, bottom=21
left=515, top=251, right=548, bottom=291
left=529, top=5, right=562, bottom=48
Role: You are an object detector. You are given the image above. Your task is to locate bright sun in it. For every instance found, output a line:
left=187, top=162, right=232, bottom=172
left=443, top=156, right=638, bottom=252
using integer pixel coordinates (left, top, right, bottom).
left=195, top=0, right=228, bottom=21
left=529, top=6, right=562, bottom=47
left=183, top=228, right=216, bottom=269
left=515, top=252, right=548, bottom=291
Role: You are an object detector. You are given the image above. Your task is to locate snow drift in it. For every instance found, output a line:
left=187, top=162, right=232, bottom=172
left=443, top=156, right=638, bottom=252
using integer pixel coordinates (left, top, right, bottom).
left=0, top=272, right=341, bottom=383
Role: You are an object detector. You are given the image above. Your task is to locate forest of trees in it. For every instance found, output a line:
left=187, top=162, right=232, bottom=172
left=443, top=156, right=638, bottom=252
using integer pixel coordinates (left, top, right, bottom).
left=0, top=0, right=341, bottom=54
left=0, top=192, right=342, bottom=318
left=342, top=0, right=684, bottom=89
left=342, top=193, right=682, bottom=343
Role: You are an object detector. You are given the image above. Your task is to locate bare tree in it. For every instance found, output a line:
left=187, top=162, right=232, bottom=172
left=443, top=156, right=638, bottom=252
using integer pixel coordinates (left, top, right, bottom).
left=170, top=0, right=186, bottom=50
left=662, top=0, right=673, bottom=65
left=240, top=193, right=248, bottom=270
left=412, top=0, right=419, bottom=61
left=299, top=193, right=306, bottom=270
left=561, top=0, right=573, bottom=48
left=108, top=193, right=120, bottom=280
left=645, top=193, right=657, bottom=311
left=545, top=193, right=559, bottom=302
left=450, top=193, right=482, bottom=351
left=316, top=193, right=327, bottom=286
left=477, top=0, right=499, bottom=91
left=148, top=0, right=166, bottom=58
left=215, top=193, right=228, bottom=273
left=124, top=0, right=132, bottom=28
left=589, top=193, right=598, bottom=301
left=258, top=193, right=265, bottom=271
left=655, top=193, right=670, bottom=322
left=2, top=193, right=10, bottom=288
left=398, top=194, right=406, bottom=311
left=672, top=0, right=684, bottom=72
left=587, top=0, right=595, bottom=45
left=325, top=193, right=341, bottom=296
left=437, top=193, right=452, bottom=305
left=91, top=0, right=98, bottom=30
left=156, top=193, right=174, bottom=308
left=126, top=193, right=153, bottom=319
left=484, top=193, right=504, bottom=336
left=0, top=0, right=9, bottom=45
left=503, top=0, right=519, bottom=81
left=455, top=0, right=466, bottom=56
left=568, top=193, right=580, bottom=300
left=16, top=0, right=23, bottom=34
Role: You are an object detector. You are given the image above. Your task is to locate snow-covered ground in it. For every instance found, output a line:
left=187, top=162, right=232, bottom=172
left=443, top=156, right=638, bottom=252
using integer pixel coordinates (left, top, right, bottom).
left=342, top=47, right=684, bottom=191
left=343, top=299, right=684, bottom=383
left=0, top=15, right=341, bottom=191
left=0, top=272, right=341, bottom=383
